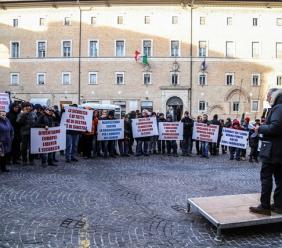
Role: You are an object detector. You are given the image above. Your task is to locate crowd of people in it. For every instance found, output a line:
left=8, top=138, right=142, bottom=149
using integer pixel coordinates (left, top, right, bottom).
left=0, top=101, right=264, bottom=173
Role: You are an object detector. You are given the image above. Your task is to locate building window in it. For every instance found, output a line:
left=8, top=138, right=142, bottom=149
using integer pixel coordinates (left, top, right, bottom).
left=37, top=73, right=46, bottom=85
left=89, top=72, right=97, bottom=85
left=227, top=17, right=232, bottom=26
left=64, top=17, right=71, bottom=26
left=198, top=101, right=207, bottom=111
left=10, top=73, right=19, bottom=85
left=172, top=16, right=178, bottom=24
left=91, top=16, right=96, bottom=25
left=37, top=41, right=46, bottom=58
left=226, top=41, right=235, bottom=57
left=144, top=16, right=150, bottom=24
left=200, top=16, right=206, bottom=25
left=117, top=16, right=123, bottom=24
left=143, top=73, right=151, bottom=85
left=89, top=40, right=98, bottom=57
left=253, top=18, right=258, bottom=26
left=171, top=40, right=180, bottom=57
left=171, top=73, right=179, bottom=85
left=277, top=76, right=282, bottom=86
left=13, top=19, right=18, bottom=27
left=198, top=73, right=207, bottom=86
left=252, top=74, right=260, bottom=86
left=39, top=18, right=45, bottom=26
left=233, top=102, right=240, bottom=112
left=199, top=41, right=207, bottom=57
left=62, top=72, right=71, bottom=85
left=225, top=73, right=234, bottom=85
left=252, top=42, right=260, bottom=58
left=113, top=101, right=126, bottom=116
left=277, top=18, right=282, bottom=26
left=251, top=100, right=259, bottom=112
left=276, top=42, right=282, bottom=58
left=115, top=40, right=125, bottom=56
left=11, top=42, right=20, bottom=58
left=116, top=72, right=124, bottom=85
left=143, top=40, right=152, bottom=57
left=62, top=41, right=71, bottom=57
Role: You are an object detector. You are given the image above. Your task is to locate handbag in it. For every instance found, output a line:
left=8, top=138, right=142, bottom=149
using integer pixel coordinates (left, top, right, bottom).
left=259, top=141, right=272, bottom=159
left=0, top=142, right=4, bottom=157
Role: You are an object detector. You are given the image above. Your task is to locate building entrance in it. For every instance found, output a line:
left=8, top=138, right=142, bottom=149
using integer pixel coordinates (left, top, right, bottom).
left=166, top=96, right=183, bottom=121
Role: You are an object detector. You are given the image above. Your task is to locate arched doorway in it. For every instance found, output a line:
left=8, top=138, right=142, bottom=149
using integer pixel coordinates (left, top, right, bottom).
left=166, top=96, right=183, bottom=121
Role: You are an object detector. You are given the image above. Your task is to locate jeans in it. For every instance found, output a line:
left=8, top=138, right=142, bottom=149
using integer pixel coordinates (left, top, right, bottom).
left=136, top=140, right=149, bottom=155
left=229, top=147, right=240, bottom=160
left=66, top=134, right=79, bottom=160
left=260, top=162, right=282, bottom=208
left=201, top=141, right=209, bottom=158
left=21, top=134, right=34, bottom=163
left=149, top=136, right=158, bottom=153
left=157, top=140, right=166, bottom=154
left=41, top=153, right=53, bottom=164
left=166, top=140, right=177, bottom=154
left=182, top=136, right=192, bottom=155
left=118, top=139, right=129, bottom=155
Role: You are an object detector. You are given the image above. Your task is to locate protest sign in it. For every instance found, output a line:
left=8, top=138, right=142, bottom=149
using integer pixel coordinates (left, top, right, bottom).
left=97, top=119, right=124, bottom=141
left=158, top=122, right=183, bottom=140
left=220, top=127, right=249, bottom=149
left=0, top=93, right=10, bottom=112
left=30, top=126, right=66, bottom=154
left=61, top=106, right=93, bottom=132
left=192, top=122, right=219, bottom=143
left=132, top=117, right=158, bottom=138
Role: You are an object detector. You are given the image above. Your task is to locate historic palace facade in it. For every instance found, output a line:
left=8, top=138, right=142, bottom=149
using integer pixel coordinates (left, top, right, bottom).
left=0, top=0, right=282, bottom=119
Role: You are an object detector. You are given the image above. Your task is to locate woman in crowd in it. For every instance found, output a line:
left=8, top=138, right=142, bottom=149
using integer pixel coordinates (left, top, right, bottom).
left=0, top=110, right=14, bottom=172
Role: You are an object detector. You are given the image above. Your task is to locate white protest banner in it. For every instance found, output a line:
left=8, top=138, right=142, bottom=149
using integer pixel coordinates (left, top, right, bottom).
left=97, top=119, right=124, bottom=141
left=30, top=126, right=66, bottom=154
left=61, top=106, right=93, bottom=132
left=132, top=117, right=158, bottom=138
left=159, top=122, right=183, bottom=140
left=0, top=93, right=10, bottom=112
left=192, top=122, right=219, bottom=143
left=220, top=127, right=249, bottom=149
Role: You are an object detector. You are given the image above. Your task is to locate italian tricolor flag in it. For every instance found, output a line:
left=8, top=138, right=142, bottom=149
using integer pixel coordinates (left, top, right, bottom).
left=134, top=50, right=148, bottom=65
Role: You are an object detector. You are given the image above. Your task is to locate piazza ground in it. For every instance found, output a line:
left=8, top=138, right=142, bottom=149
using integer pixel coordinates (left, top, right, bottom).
left=1, top=154, right=282, bottom=248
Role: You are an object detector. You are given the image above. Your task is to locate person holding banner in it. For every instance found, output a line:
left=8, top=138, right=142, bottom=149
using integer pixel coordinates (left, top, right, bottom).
left=36, top=107, right=57, bottom=167
left=201, top=114, right=210, bottom=159
left=157, top=113, right=166, bottom=155
left=136, top=109, right=151, bottom=157
left=181, top=111, right=194, bottom=156
left=229, top=119, right=243, bottom=161
left=165, top=114, right=178, bottom=157
left=0, top=110, right=14, bottom=172
left=118, top=114, right=131, bottom=157
left=99, top=110, right=109, bottom=158
left=250, top=89, right=282, bottom=215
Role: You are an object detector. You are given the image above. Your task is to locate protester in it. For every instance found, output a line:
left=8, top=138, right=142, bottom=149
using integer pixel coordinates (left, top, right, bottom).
left=210, top=114, right=220, bottom=156
left=0, top=110, right=14, bottom=172
left=17, top=102, right=36, bottom=165
left=181, top=111, right=194, bottom=156
left=195, top=115, right=202, bottom=155
left=250, top=89, right=282, bottom=215
left=136, top=109, right=150, bottom=156
left=149, top=112, right=158, bottom=154
left=249, top=122, right=260, bottom=163
left=118, top=114, right=131, bottom=157
left=200, top=114, right=209, bottom=159
left=107, top=110, right=117, bottom=158
left=229, top=119, right=242, bottom=161
left=157, top=113, right=166, bottom=154
left=6, top=103, right=21, bottom=164
left=166, top=114, right=178, bottom=157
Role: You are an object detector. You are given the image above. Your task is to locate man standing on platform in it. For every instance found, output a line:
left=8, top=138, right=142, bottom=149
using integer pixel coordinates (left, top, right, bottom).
left=249, top=89, right=282, bottom=215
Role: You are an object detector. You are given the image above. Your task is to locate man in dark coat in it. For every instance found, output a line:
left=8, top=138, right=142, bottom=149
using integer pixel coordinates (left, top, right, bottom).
left=210, top=114, right=220, bottom=156
left=181, top=111, right=194, bottom=156
left=250, top=89, right=282, bottom=215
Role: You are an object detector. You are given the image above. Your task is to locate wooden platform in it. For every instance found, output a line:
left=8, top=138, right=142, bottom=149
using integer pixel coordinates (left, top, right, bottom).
left=187, top=193, right=282, bottom=240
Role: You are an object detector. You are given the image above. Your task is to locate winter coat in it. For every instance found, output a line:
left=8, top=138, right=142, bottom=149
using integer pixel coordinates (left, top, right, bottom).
left=16, top=111, right=37, bottom=136
left=124, top=119, right=132, bottom=139
left=259, top=93, right=282, bottom=163
left=0, top=118, right=14, bottom=154
left=6, top=104, right=20, bottom=137
left=36, top=113, right=54, bottom=128
left=181, top=116, right=194, bottom=137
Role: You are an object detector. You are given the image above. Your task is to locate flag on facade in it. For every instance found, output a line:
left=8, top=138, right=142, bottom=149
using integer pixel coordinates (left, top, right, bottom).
left=134, top=50, right=148, bottom=65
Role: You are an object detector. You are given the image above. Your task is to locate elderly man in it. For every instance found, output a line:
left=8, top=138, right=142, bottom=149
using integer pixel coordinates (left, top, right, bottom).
left=249, top=89, right=282, bottom=215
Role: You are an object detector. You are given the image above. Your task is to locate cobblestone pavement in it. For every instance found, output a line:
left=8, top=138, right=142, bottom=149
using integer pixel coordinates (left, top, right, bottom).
left=1, top=153, right=282, bottom=248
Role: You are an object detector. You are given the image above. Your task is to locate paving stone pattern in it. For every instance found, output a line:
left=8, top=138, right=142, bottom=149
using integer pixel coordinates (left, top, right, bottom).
left=1, top=154, right=282, bottom=248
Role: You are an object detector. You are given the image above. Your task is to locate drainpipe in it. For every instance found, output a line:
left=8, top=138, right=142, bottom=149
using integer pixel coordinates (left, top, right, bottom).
left=78, top=5, right=82, bottom=104
left=189, top=0, right=194, bottom=114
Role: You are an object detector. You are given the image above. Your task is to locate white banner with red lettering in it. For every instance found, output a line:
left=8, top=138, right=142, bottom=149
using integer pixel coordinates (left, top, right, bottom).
left=158, top=122, right=183, bottom=140
left=132, top=117, right=158, bottom=138
left=0, top=93, right=10, bottom=112
left=30, top=126, right=66, bottom=154
left=60, top=106, right=93, bottom=132
left=192, top=122, right=219, bottom=143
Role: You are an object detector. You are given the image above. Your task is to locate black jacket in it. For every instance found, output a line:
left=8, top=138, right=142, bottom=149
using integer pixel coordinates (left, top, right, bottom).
left=259, top=94, right=282, bottom=163
left=181, top=116, right=194, bottom=137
